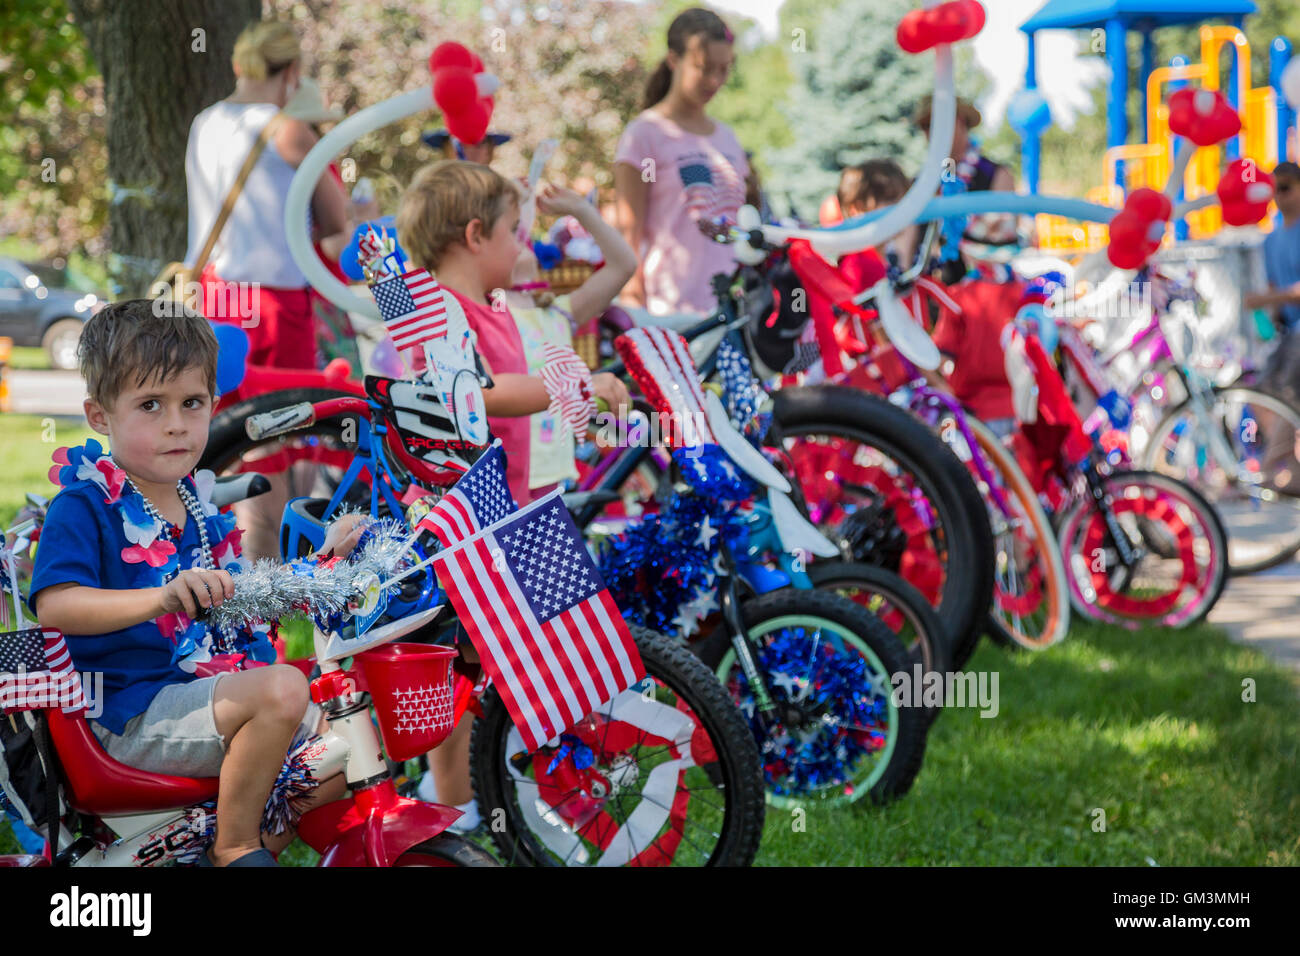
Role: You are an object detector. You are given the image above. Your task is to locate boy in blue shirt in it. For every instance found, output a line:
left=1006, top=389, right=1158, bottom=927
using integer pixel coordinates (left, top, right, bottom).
left=29, top=299, right=361, bottom=866
left=1245, top=161, right=1300, bottom=331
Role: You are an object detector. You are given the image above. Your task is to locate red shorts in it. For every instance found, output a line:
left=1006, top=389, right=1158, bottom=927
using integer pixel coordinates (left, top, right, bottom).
left=198, top=266, right=317, bottom=370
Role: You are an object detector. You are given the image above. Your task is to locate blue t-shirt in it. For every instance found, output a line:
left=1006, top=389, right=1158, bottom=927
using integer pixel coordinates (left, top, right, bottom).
left=27, top=478, right=230, bottom=735
left=1263, top=215, right=1300, bottom=330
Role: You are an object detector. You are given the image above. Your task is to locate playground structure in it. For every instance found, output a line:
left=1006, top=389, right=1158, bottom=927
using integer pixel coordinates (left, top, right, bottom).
left=1013, top=1, right=1297, bottom=256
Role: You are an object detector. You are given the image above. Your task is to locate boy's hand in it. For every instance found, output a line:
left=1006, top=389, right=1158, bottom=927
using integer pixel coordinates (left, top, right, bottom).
left=590, top=373, right=631, bottom=416
left=161, top=568, right=235, bottom=619
left=536, top=183, right=588, bottom=219
left=318, top=513, right=368, bottom=560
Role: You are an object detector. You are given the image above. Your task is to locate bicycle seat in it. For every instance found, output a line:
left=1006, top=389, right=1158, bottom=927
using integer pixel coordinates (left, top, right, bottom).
left=44, top=708, right=219, bottom=816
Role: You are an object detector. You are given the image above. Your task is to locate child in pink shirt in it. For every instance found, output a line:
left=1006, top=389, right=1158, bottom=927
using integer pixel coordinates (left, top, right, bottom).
left=395, top=159, right=630, bottom=827
left=396, top=161, right=629, bottom=504
left=613, top=8, right=749, bottom=316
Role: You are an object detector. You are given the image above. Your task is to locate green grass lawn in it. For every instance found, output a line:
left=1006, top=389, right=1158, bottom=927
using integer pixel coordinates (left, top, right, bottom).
left=4, top=618, right=1298, bottom=864
left=0, top=415, right=98, bottom=529
left=2, top=412, right=1297, bottom=865
left=6, top=347, right=51, bottom=371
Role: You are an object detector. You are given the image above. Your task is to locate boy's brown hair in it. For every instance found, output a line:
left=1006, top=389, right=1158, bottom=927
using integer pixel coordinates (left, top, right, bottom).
left=397, top=160, right=520, bottom=272
left=838, top=159, right=910, bottom=214
left=78, top=299, right=219, bottom=408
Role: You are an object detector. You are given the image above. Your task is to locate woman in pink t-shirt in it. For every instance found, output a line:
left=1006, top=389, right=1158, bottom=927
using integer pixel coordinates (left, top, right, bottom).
left=613, top=8, right=749, bottom=316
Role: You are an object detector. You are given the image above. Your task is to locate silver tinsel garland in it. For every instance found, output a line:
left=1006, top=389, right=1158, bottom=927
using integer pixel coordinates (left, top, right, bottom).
left=204, top=517, right=423, bottom=631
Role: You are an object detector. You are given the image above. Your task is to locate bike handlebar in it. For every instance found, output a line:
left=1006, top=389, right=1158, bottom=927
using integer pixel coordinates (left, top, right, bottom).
left=244, top=397, right=372, bottom=440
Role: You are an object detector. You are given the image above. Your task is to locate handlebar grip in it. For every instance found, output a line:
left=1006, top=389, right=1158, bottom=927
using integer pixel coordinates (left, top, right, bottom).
left=245, top=402, right=316, bottom=441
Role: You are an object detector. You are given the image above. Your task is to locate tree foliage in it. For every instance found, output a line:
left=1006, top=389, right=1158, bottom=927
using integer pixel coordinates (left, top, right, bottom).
left=0, top=0, right=106, bottom=259
left=765, top=0, right=937, bottom=219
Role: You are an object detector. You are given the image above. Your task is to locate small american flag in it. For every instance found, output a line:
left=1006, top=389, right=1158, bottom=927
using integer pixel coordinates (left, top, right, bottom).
left=432, top=491, right=643, bottom=752
left=372, top=268, right=449, bottom=352
left=540, top=343, right=594, bottom=442
left=414, top=440, right=516, bottom=548
left=0, top=628, right=85, bottom=713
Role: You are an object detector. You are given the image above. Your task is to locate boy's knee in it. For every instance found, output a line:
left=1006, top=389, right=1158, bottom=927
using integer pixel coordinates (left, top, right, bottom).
left=261, top=664, right=310, bottom=725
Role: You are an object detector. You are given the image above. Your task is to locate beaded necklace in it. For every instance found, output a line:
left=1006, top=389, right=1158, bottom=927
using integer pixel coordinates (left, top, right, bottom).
left=125, top=477, right=215, bottom=579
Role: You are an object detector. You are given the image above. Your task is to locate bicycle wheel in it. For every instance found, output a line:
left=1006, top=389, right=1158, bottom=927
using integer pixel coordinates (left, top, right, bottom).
left=1141, top=386, right=1300, bottom=574
left=202, top=387, right=406, bottom=560
left=469, top=625, right=765, bottom=867
left=393, top=833, right=501, bottom=867
left=770, top=385, right=996, bottom=669
left=695, top=589, right=929, bottom=808
left=1055, top=469, right=1228, bottom=629
left=955, top=417, right=1070, bottom=651
left=803, top=560, right=952, bottom=677
left=202, top=386, right=367, bottom=482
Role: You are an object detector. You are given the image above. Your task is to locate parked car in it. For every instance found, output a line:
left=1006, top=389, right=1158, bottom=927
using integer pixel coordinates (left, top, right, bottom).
left=0, top=257, right=107, bottom=369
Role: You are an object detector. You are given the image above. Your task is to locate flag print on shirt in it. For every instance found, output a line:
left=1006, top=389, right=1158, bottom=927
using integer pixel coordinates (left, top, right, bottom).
left=677, top=150, right=747, bottom=225
left=431, top=491, right=643, bottom=752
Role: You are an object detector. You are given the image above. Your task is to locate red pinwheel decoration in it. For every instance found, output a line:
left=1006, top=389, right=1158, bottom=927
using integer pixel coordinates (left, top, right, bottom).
left=896, top=0, right=986, bottom=54
left=429, top=42, right=497, bottom=145
left=1167, top=88, right=1241, bottom=147
left=1107, top=188, right=1172, bottom=270
left=1216, top=159, right=1275, bottom=226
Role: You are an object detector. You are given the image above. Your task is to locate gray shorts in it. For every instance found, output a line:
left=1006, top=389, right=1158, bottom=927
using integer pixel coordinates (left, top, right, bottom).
left=91, top=675, right=320, bottom=779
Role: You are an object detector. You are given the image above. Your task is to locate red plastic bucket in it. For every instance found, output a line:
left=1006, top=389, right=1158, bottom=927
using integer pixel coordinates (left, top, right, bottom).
left=354, top=643, right=458, bottom=761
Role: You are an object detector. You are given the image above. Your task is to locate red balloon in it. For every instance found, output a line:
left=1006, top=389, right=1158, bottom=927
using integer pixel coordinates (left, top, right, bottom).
left=449, top=101, right=490, bottom=146
left=896, top=0, right=985, bottom=54
left=433, top=67, right=477, bottom=114
left=1127, top=187, right=1172, bottom=222
left=1108, top=241, right=1148, bottom=270
left=1218, top=160, right=1275, bottom=226
left=1107, top=210, right=1144, bottom=246
left=429, top=42, right=475, bottom=75
left=469, top=52, right=484, bottom=74
left=1167, top=88, right=1241, bottom=147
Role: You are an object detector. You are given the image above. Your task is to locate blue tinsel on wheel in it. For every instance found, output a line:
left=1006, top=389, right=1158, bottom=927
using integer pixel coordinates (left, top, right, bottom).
left=726, top=626, right=891, bottom=798
left=597, top=490, right=748, bottom=636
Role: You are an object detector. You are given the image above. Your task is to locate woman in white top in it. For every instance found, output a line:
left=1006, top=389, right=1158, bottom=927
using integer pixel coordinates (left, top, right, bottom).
left=185, top=20, right=351, bottom=369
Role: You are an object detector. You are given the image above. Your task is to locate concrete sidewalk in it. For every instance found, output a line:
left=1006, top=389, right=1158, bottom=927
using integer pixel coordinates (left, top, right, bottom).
left=3, top=369, right=86, bottom=417
left=1209, top=558, right=1300, bottom=674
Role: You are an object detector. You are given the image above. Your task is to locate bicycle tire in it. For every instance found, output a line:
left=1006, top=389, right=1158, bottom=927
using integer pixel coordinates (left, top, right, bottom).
left=769, top=385, right=996, bottom=669
left=469, top=625, right=766, bottom=867
left=394, top=833, right=501, bottom=867
left=1055, top=469, right=1228, bottom=629
left=1141, top=386, right=1300, bottom=575
left=804, top=560, right=953, bottom=677
left=961, top=417, right=1070, bottom=651
left=695, top=589, right=929, bottom=807
left=202, top=386, right=366, bottom=477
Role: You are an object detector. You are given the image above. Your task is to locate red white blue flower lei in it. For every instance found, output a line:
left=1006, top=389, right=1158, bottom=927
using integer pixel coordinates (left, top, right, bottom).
left=49, top=440, right=274, bottom=672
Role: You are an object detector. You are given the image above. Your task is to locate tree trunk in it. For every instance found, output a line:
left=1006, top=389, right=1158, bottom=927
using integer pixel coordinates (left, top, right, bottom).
left=67, top=0, right=261, bottom=296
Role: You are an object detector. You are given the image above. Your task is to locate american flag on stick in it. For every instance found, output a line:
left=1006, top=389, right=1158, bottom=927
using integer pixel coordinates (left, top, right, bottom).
left=0, top=628, right=85, bottom=713
left=413, top=440, right=517, bottom=549
left=431, top=491, right=643, bottom=752
left=371, top=267, right=450, bottom=353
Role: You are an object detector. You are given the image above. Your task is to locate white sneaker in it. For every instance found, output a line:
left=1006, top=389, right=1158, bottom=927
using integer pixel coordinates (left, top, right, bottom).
left=414, top=771, right=481, bottom=834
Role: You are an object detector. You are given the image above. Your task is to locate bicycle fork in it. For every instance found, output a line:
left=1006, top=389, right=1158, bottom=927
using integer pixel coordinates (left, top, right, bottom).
left=1080, top=459, right=1143, bottom=587
left=716, top=542, right=778, bottom=720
